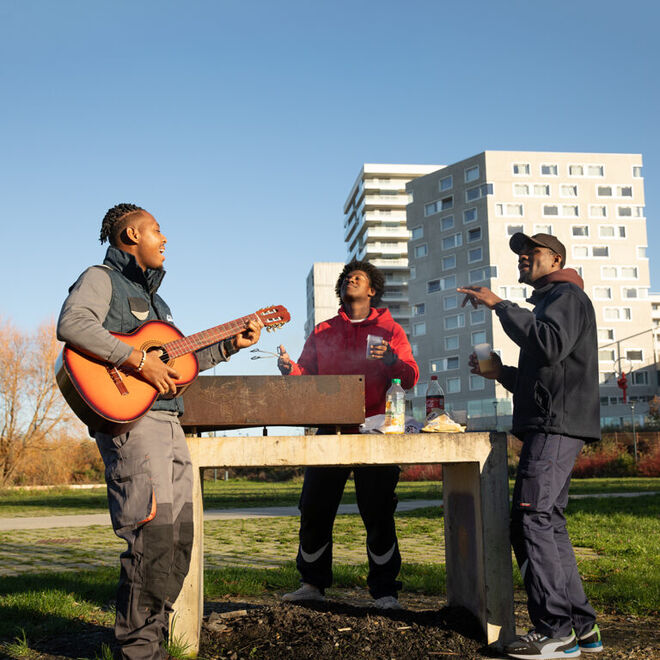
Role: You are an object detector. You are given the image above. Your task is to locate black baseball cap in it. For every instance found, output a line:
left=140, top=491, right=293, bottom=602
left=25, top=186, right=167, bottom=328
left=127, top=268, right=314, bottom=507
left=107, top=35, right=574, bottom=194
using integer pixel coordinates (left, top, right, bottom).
left=509, top=232, right=566, bottom=265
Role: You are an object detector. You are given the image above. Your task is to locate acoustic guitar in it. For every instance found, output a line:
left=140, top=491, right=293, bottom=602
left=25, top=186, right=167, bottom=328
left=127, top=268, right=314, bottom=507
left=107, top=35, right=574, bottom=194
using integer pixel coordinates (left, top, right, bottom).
left=55, top=305, right=290, bottom=435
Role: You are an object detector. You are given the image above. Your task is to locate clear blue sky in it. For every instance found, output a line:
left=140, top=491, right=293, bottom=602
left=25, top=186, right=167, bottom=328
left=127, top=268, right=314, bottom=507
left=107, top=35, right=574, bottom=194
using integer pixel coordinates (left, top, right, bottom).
left=1, top=0, right=658, bottom=375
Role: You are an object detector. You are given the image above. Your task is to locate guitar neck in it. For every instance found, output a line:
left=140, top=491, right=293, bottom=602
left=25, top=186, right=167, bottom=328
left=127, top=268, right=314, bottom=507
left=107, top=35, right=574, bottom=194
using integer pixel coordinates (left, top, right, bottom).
left=165, top=313, right=259, bottom=358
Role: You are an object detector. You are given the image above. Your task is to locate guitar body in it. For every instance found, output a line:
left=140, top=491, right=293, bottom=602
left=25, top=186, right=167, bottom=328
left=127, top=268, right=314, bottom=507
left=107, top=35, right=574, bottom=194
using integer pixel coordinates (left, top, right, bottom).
left=56, top=320, right=199, bottom=435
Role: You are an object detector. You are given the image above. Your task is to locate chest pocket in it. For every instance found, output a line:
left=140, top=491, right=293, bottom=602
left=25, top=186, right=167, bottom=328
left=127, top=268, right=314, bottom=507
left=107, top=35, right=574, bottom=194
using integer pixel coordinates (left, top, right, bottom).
left=129, top=297, right=150, bottom=322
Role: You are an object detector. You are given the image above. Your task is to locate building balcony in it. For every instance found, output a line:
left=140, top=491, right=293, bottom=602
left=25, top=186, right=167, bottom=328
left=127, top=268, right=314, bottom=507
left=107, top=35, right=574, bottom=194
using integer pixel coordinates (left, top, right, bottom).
left=365, top=226, right=410, bottom=240
left=363, top=193, right=409, bottom=208
left=370, top=258, right=409, bottom=270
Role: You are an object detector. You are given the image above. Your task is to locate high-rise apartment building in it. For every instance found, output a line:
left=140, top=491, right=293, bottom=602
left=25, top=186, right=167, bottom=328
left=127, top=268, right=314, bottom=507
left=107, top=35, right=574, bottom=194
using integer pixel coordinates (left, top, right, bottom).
left=304, top=262, right=345, bottom=338
left=406, top=151, right=654, bottom=427
left=343, top=164, right=442, bottom=332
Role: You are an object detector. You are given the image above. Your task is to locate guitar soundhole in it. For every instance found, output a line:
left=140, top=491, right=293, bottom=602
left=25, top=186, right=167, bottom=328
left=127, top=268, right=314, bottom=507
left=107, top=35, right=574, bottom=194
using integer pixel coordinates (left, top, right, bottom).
left=145, top=345, right=170, bottom=364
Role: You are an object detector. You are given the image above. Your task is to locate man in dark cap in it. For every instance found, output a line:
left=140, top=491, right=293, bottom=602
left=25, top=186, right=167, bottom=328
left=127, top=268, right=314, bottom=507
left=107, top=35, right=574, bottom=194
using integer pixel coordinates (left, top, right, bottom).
left=458, top=233, right=602, bottom=659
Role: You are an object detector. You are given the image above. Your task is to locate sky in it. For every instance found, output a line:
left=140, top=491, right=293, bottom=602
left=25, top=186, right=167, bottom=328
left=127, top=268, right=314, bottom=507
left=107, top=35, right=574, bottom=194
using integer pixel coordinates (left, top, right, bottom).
left=1, top=0, right=659, bottom=378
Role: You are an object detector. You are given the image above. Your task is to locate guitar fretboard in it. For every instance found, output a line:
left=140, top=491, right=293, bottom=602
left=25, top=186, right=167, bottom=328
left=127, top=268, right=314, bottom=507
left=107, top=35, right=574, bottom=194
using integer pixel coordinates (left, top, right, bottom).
left=164, top=313, right=259, bottom=358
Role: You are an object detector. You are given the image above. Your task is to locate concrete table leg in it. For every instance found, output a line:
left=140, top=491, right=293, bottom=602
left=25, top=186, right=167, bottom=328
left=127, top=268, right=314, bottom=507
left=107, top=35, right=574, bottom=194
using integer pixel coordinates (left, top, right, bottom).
left=442, top=432, right=514, bottom=647
left=171, top=437, right=204, bottom=656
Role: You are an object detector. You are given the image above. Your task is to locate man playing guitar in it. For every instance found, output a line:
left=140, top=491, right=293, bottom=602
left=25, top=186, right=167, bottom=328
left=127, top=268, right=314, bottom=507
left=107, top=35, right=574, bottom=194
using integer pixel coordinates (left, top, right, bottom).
left=57, top=203, right=262, bottom=659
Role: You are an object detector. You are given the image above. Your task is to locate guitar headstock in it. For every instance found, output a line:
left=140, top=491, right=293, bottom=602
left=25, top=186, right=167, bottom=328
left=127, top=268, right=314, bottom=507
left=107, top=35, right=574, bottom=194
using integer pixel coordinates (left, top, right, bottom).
left=256, top=305, right=291, bottom=331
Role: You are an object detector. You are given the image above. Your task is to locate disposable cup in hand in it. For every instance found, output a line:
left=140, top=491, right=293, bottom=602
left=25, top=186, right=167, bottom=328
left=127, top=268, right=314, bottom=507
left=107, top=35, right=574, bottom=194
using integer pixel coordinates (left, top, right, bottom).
left=366, top=334, right=383, bottom=359
left=474, top=342, right=494, bottom=374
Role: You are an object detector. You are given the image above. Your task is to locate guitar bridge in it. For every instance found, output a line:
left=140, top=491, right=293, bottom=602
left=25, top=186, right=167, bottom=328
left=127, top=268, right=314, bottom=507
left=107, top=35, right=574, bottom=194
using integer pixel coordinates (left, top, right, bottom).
left=106, top=366, right=129, bottom=396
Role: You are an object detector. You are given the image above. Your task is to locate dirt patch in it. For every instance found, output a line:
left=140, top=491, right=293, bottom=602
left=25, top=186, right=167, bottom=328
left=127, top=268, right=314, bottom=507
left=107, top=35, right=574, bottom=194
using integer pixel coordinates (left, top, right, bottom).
left=8, top=590, right=660, bottom=659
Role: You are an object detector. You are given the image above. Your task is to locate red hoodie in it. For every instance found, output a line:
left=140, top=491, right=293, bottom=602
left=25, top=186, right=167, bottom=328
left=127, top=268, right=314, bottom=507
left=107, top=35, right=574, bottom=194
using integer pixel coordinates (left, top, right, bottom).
left=289, top=307, right=419, bottom=417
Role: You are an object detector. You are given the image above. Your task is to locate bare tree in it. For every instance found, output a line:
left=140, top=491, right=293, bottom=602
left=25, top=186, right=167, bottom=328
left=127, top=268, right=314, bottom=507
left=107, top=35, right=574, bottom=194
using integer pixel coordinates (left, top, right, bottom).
left=0, top=319, right=74, bottom=486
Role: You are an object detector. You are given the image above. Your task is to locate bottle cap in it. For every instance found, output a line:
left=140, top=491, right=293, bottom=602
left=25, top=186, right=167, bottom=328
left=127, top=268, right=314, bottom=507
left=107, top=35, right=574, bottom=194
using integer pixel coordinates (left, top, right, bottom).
left=392, top=378, right=401, bottom=384
left=431, top=375, right=438, bottom=380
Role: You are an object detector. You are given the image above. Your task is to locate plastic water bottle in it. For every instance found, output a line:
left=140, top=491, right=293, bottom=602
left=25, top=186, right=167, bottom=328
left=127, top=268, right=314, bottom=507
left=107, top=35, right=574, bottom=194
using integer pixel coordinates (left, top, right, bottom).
left=384, top=378, right=405, bottom=433
left=425, top=376, right=445, bottom=418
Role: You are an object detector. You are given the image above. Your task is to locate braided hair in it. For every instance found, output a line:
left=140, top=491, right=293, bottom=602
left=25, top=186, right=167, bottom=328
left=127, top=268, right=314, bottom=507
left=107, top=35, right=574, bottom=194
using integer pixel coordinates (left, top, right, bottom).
left=335, top=259, right=385, bottom=307
left=99, top=203, right=145, bottom=245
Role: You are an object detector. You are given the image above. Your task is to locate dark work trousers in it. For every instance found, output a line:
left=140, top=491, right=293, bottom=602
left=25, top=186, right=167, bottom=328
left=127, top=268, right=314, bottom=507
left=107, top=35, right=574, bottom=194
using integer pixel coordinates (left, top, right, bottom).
left=296, top=465, right=402, bottom=599
left=511, top=432, right=597, bottom=639
left=95, top=411, right=194, bottom=660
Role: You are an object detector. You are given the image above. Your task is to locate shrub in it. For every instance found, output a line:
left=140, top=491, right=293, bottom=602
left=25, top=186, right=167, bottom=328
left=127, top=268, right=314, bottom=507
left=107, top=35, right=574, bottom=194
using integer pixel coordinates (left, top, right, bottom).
left=638, top=443, right=660, bottom=477
left=400, top=464, right=442, bottom=481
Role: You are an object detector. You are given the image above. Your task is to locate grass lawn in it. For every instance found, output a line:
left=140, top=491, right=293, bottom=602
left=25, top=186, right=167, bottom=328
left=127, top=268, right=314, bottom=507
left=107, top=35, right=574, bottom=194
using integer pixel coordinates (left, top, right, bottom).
left=0, top=494, right=658, bottom=651
left=0, top=477, right=658, bottom=518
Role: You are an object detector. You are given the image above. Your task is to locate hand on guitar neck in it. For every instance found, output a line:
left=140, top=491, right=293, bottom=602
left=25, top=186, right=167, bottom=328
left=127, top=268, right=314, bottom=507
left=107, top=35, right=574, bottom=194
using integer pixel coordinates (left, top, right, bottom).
left=122, top=318, right=263, bottom=394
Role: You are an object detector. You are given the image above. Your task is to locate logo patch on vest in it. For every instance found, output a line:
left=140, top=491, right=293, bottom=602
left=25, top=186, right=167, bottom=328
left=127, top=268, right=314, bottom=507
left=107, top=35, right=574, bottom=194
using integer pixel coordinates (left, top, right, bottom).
left=166, top=314, right=174, bottom=323
left=128, top=297, right=150, bottom=322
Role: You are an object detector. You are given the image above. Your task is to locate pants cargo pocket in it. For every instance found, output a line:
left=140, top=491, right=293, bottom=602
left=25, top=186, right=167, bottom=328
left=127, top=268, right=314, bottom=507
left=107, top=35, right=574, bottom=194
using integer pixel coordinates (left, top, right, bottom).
left=515, top=459, right=552, bottom=513
left=105, top=455, right=156, bottom=532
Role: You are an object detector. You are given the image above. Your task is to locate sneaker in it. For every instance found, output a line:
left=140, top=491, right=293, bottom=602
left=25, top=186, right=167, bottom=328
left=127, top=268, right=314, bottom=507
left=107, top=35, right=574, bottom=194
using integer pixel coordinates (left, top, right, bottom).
left=281, top=583, right=325, bottom=602
left=505, top=629, right=580, bottom=659
left=578, top=624, right=603, bottom=653
left=372, top=595, right=402, bottom=610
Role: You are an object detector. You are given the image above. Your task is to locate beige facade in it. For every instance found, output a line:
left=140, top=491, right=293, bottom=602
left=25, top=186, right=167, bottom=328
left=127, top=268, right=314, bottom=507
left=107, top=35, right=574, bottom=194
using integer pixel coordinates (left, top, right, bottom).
left=343, top=164, right=442, bottom=332
left=304, top=262, right=345, bottom=338
left=406, top=150, right=655, bottom=427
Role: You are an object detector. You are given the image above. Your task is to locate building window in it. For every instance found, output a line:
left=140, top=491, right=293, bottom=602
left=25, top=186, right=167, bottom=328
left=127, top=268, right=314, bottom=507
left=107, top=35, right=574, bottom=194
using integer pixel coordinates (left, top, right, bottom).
left=540, top=164, right=558, bottom=176
left=470, top=309, right=486, bottom=324
left=467, top=227, right=482, bottom=242
left=446, top=377, right=461, bottom=393
left=468, top=247, right=483, bottom=263
left=441, top=215, right=455, bottom=230
left=465, top=165, right=480, bottom=182
left=621, top=287, right=640, bottom=299
left=632, top=371, right=648, bottom=385
left=560, top=184, right=578, bottom=197
left=468, top=266, right=497, bottom=283
left=603, top=307, right=632, bottom=321
left=414, top=244, right=428, bottom=258
left=586, top=164, right=604, bottom=177
left=431, top=356, right=459, bottom=372
left=601, top=266, right=617, bottom=279
left=444, top=314, right=465, bottom=330
left=598, top=349, right=615, bottom=362
left=512, top=163, right=530, bottom=175
left=626, top=349, right=643, bottom=361
left=543, top=204, right=559, bottom=216
left=598, top=328, right=614, bottom=341
left=442, top=233, right=463, bottom=250
left=597, top=185, right=612, bottom=197
left=469, top=374, right=485, bottom=391
left=441, top=196, right=454, bottom=210
left=533, top=184, right=551, bottom=196
left=593, top=286, right=612, bottom=300
left=568, top=164, right=583, bottom=176
left=471, top=330, right=487, bottom=344
left=495, top=203, right=524, bottom=217
left=439, top=175, right=453, bottom=191
left=413, top=322, right=426, bottom=336
left=463, top=207, right=478, bottom=224
left=637, top=246, right=647, bottom=258
left=500, top=285, right=528, bottom=299
left=445, top=335, right=459, bottom=351
left=411, top=226, right=423, bottom=240
left=616, top=185, right=633, bottom=197
left=443, top=294, right=458, bottom=311
left=513, top=183, right=530, bottom=196
left=411, top=343, right=418, bottom=356
left=562, top=205, right=579, bottom=217
left=428, top=275, right=457, bottom=293
left=573, top=246, right=589, bottom=258
left=599, top=225, right=626, bottom=238
left=442, top=255, right=456, bottom=271
left=589, top=205, right=607, bottom=218
left=620, top=266, right=638, bottom=278
left=507, top=224, right=524, bottom=236
left=534, top=224, right=553, bottom=235
left=465, top=183, right=493, bottom=202
left=592, top=246, right=609, bottom=257
left=413, top=303, right=425, bottom=316
left=599, top=372, right=615, bottom=384
left=410, top=266, right=416, bottom=280
left=633, top=166, right=643, bottom=177
left=424, top=201, right=439, bottom=216
left=572, top=225, right=589, bottom=237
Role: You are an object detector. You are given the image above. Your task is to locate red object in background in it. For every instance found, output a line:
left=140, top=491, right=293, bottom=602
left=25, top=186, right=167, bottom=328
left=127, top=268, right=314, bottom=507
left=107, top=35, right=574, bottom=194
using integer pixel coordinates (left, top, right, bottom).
left=617, top=372, right=628, bottom=403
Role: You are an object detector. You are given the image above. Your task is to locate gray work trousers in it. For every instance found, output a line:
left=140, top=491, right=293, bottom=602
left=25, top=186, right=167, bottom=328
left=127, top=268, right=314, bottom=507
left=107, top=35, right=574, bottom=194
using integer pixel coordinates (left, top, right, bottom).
left=511, top=432, right=597, bottom=639
left=96, top=411, right=194, bottom=660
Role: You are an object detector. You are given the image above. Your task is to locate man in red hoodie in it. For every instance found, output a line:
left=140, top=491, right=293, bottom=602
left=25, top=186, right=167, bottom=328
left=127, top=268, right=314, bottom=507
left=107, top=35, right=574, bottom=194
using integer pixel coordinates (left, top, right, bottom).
left=459, top=234, right=601, bottom=659
left=277, top=260, right=419, bottom=609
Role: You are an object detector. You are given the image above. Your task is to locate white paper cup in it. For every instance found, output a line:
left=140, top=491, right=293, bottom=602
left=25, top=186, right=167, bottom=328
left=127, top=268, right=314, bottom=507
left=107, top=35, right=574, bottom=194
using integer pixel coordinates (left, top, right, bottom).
left=366, top=334, right=384, bottom=359
left=474, top=342, right=494, bottom=374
